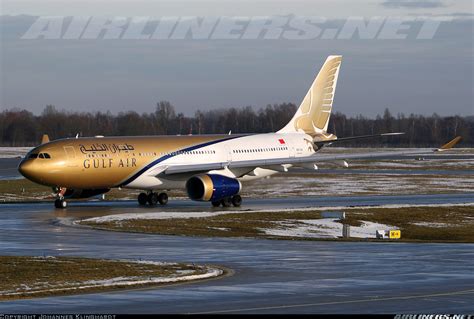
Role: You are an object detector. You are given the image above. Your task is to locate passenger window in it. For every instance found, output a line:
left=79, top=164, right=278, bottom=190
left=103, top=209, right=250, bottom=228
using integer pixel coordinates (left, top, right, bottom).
left=44, top=153, right=51, bottom=159
left=29, top=153, right=39, bottom=159
left=39, top=153, right=45, bottom=159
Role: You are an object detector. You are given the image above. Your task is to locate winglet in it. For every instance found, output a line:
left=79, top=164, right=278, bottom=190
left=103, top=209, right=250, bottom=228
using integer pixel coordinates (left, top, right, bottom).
left=438, top=136, right=462, bottom=151
left=41, top=134, right=50, bottom=144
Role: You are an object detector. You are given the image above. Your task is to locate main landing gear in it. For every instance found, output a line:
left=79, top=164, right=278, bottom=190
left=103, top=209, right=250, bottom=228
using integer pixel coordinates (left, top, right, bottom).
left=138, top=192, right=168, bottom=206
left=212, top=195, right=242, bottom=208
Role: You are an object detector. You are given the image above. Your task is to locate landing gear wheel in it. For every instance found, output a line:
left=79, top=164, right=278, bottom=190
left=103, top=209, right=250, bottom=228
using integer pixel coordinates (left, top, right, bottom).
left=138, top=193, right=148, bottom=206
left=147, top=192, right=159, bottom=206
left=231, top=195, right=242, bottom=207
left=211, top=201, right=221, bottom=207
left=221, top=197, right=232, bottom=207
left=54, top=198, right=67, bottom=209
left=158, top=192, right=168, bottom=205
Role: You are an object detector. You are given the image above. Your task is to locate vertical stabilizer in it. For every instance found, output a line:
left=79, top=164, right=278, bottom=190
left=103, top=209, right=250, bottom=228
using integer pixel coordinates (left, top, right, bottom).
left=278, top=55, right=342, bottom=136
left=41, top=134, right=50, bottom=144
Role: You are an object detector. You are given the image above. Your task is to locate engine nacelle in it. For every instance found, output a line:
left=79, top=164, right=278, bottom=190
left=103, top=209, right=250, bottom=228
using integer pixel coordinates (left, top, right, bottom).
left=186, top=174, right=241, bottom=202
left=63, top=188, right=110, bottom=199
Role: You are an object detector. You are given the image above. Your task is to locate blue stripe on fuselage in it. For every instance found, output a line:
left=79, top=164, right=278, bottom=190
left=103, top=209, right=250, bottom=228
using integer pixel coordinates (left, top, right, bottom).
left=119, top=135, right=245, bottom=186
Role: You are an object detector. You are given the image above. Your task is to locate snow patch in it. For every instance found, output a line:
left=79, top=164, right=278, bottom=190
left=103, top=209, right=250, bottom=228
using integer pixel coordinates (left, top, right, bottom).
left=411, top=222, right=453, bottom=228
left=80, top=211, right=230, bottom=224
left=77, top=203, right=474, bottom=225
left=208, top=227, right=231, bottom=232
left=246, top=173, right=474, bottom=198
left=0, top=147, right=32, bottom=158
left=261, top=219, right=394, bottom=239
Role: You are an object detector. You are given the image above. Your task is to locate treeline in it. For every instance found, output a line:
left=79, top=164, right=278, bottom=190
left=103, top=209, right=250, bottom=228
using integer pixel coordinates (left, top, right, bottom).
left=1, top=102, right=473, bottom=147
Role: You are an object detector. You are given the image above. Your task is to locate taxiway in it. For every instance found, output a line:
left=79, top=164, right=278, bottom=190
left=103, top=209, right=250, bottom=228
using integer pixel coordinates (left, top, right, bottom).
left=0, top=195, right=473, bottom=313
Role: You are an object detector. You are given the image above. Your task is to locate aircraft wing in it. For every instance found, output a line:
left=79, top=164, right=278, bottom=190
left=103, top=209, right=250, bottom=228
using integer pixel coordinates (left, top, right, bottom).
left=162, top=136, right=462, bottom=176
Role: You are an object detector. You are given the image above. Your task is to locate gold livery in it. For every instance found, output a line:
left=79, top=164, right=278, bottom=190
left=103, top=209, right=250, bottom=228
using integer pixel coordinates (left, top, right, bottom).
left=17, top=55, right=462, bottom=209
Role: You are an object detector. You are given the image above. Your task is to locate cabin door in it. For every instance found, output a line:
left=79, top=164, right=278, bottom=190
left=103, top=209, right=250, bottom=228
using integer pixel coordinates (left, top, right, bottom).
left=64, top=146, right=78, bottom=167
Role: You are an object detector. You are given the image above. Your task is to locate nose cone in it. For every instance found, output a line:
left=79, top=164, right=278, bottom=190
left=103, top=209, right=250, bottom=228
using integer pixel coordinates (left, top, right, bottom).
left=18, top=160, right=37, bottom=180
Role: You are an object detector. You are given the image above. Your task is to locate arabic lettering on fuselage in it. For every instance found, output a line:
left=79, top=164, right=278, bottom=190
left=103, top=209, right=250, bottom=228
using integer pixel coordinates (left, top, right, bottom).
left=79, top=143, right=135, bottom=154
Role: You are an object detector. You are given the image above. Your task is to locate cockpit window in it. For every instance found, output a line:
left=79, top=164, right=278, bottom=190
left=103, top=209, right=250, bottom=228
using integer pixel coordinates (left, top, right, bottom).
left=30, top=153, right=51, bottom=159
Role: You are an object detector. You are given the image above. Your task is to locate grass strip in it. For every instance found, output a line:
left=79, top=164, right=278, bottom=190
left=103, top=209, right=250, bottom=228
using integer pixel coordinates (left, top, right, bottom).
left=80, top=206, right=474, bottom=242
left=0, top=256, right=222, bottom=300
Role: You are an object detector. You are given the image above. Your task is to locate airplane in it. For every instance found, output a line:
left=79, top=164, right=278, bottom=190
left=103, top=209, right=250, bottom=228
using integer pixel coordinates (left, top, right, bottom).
left=18, top=55, right=462, bottom=209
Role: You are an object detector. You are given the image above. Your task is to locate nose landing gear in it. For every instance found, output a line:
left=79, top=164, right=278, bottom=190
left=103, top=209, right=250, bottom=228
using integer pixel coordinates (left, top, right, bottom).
left=138, top=191, right=168, bottom=206
left=54, top=198, right=67, bottom=209
left=53, top=187, right=67, bottom=209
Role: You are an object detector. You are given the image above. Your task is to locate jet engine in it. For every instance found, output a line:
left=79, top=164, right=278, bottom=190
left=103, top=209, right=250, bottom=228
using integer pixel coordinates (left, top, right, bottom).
left=186, top=174, right=241, bottom=202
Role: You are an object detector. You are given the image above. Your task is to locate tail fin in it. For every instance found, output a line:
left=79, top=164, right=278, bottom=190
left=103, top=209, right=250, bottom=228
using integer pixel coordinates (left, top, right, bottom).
left=278, top=55, right=342, bottom=136
left=41, top=134, right=50, bottom=144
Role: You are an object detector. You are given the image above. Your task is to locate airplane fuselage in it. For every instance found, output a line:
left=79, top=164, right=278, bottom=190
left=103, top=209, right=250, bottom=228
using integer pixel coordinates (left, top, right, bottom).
left=19, top=133, right=316, bottom=190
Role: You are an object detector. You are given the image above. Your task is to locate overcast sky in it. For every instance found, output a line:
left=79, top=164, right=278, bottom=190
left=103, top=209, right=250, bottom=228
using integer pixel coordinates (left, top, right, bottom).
left=1, top=0, right=473, bottom=117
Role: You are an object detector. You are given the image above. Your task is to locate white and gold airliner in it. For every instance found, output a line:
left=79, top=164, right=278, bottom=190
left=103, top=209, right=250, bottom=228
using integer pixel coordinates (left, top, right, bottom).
left=18, top=56, right=461, bottom=208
